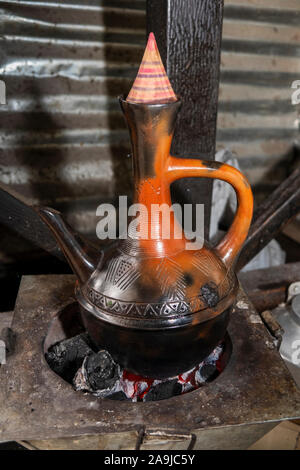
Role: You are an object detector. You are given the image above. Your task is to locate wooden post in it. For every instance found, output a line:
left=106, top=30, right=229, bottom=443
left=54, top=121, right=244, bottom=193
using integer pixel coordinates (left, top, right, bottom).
left=147, top=0, right=224, bottom=237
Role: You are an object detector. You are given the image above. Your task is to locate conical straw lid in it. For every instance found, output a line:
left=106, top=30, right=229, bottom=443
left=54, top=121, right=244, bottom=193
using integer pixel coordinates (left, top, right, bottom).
left=126, top=32, right=177, bottom=104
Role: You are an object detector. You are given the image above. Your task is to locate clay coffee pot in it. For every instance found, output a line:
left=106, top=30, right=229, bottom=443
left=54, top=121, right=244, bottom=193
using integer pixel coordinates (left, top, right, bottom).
left=37, top=34, right=253, bottom=379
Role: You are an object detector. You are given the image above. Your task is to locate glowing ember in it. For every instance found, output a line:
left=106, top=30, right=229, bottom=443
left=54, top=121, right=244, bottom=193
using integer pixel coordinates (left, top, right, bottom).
left=73, top=342, right=225, bottom=402
left=46, top=333, right=226, bottom=402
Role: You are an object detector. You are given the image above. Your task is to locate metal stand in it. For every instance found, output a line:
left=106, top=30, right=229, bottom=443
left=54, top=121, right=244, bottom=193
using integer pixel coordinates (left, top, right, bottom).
left=0, top=274, right=299, bottom=450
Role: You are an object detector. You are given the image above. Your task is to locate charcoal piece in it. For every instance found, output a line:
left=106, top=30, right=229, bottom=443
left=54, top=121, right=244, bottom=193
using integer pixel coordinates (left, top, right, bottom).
left=143, top=379, right=182, bottom=402
left=200, top=363, right=218, bottom=382
left=45, top=333, right=93, bottom=383
left=108, top=391, right=130, bottom=401
left=85, top=350, right=120, bottom=391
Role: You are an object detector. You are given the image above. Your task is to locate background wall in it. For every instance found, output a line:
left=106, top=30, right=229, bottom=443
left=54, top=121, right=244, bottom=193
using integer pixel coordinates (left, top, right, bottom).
left=0, top=0, right=299, bottom=233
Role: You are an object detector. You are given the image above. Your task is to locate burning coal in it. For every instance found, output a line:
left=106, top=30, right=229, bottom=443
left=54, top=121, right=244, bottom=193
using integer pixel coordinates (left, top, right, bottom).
left=46, top=333, right=225, bottom=402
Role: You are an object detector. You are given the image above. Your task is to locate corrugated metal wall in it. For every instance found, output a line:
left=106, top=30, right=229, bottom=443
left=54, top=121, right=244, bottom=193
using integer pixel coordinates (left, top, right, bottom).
left=0, top=0, right=299, bottom=230
left=0, top=0, right=146, bottom=212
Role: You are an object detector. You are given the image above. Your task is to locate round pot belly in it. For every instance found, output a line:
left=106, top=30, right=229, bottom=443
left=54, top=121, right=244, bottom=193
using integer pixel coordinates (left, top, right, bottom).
left=79, top=306, right=231, bottom=379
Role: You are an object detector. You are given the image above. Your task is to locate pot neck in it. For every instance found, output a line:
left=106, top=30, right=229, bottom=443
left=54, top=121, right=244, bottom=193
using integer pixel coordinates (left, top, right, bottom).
left=119, top=97, right=187, bottom=255
left=119, top=97, right=181, bottom=204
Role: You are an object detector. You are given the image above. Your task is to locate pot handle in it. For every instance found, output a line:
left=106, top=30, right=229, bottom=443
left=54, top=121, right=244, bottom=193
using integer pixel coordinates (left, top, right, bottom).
left=165, top=156, right=253, bottom=268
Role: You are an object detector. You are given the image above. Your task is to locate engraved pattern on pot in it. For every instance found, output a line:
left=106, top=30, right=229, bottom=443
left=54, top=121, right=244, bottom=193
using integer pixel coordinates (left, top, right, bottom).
left=105, top=257, right=140, bottom=291
left=87, top=287, right=191, bottom=317
left=156, top=257, right=187, bottom=300
left=85, top=285, right=232, bottom=318
left=191, top=250, right=221, bottom=276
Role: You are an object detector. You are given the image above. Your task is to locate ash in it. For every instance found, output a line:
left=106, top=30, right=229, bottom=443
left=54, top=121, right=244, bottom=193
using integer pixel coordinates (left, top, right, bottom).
left=45, top=334, right=224, bottom=402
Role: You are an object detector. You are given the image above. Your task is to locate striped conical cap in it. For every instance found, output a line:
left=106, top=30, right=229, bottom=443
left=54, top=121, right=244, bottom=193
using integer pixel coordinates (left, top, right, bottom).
left=126, top=32, right=177, bottom=104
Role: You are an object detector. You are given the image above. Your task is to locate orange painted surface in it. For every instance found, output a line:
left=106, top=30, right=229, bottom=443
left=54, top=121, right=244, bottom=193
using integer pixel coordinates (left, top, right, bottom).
left=124, top=33, right=253, bottom=303
left=132, top=110, right=253, bottom=269
left=165, top=157, right=254, bottom=267
left=132, top=113, right=253, bottom=304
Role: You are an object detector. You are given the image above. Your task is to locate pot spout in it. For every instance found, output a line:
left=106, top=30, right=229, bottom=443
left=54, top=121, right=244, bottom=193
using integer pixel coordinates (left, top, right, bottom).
left=36, top=206, right=98, bottom=285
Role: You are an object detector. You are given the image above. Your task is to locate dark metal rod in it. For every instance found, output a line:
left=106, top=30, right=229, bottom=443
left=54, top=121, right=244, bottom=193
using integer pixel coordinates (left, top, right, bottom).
left=237, top=166, right=300, bottom=271
left=239, top=261, right=300, bottom=312
left=0, top=182, right=64, bottom=260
